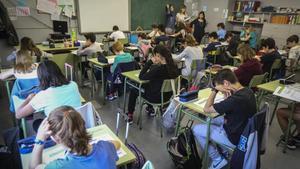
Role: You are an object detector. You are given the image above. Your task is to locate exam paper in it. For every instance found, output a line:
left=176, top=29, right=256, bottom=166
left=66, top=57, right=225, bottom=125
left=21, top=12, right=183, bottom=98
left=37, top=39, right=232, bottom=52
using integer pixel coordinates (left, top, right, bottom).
left=194, top=94, right=224, bottom=108
left=273, top=83, right=300, bottom=102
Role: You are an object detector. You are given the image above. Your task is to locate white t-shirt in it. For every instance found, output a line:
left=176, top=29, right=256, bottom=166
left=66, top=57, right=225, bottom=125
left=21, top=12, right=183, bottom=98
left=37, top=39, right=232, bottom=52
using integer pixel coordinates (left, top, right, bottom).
left=29, top=81, right=81, bottom=116
left=77, top=43, right=103, bottom=56
left=287, top=45, right=300, bottom=68
left=0, top=63, right=38, bottom=80
left=148, top=31, right=160, bottom=38
left=109, top=30, right=126, bottom=41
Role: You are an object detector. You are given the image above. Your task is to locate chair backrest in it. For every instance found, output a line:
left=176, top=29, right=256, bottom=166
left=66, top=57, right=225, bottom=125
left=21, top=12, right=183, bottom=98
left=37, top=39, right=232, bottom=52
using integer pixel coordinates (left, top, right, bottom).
left=64, top=63, right=73, bottom=81
left=269, top=59, right=282, bottom=80
left=112, top=61, right=139, bottom=83
left=248, top=72, right=269, bottom=88
left=118, top=38, right=129, bottom=45
left=160, top=76, right=181, bottom=104
left=75, top=102, right=102, bottom=128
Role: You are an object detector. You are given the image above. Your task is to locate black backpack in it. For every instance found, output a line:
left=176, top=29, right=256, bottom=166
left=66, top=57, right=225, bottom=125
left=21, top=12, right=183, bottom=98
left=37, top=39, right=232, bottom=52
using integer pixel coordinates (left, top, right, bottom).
left=167, top=122, right=202, bottom=169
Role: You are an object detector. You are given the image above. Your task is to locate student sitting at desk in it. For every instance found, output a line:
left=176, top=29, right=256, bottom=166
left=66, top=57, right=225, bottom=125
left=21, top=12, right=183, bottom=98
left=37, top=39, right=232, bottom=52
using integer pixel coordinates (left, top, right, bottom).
left=77, top=33, right=102, bottom=56
left=240, top=25, right=257, bottom=49
left=193, top=69, right=256, bottom=169
left=173, top=34, right=204, bottom=77
left=152, top=24, right=170, bottom=45
left=234, top=44, right=263, bottom=86
left=107, top=41, right=134, bottom=101
left=203, top=32, right=221, bottom=65
left=109, top=25, right=126, bottom=42
left=256, top=38, right=281, bottom=74
left=217, top=23, right=226, bottom=40
left=7, top=37, right=52, bottom=62
left=276, top=103, right=300, bottom=150
left=285, top=35, right=300, bottom=71
left=0, top=50, right=39, bottom=112
left=30, top=106, right=120, bottom=169
left=16, top=60, right=81, bottom=119
left=127, top=45, right=179, bottom=123
left=224, top=32, right=238, bottom=57
left=147, top=24, right=160, bottom=39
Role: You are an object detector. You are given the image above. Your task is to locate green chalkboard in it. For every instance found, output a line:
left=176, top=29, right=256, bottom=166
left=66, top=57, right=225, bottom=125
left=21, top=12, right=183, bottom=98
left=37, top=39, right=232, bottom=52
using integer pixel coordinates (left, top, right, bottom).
left=131, top=0, right=184, bottom=30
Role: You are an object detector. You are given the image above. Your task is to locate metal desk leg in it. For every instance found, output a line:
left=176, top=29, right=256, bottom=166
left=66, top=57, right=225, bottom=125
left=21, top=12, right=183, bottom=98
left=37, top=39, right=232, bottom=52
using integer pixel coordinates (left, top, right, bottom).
left=203, top=117, right=212, bottom=169
left=138, top=84, right=143, bottom=130
left=270, top=97, right=280, bottom=125
left=21, top=118, right=27, bottom=138
left=283, top=102, right=295, bottom=153
left=91, top=64, right=95, bottom=98
left=256, top=90, right=265, bottom=109
left=175, top=105, right=183, bottom=136
left=100, top=66, right=106, bottom=105
left=123, top=77, right=128, bottom=114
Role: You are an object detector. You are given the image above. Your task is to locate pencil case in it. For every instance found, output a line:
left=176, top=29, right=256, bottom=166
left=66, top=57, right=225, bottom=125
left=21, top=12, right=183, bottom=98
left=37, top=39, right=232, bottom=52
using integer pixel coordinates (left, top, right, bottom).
left=179, top=90, right=198, bottom=102
left=18, top=136, right=56, bottom=154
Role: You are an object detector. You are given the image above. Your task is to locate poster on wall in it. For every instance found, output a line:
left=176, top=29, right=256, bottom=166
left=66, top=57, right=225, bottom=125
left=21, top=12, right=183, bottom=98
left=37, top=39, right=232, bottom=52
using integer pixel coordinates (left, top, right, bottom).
left=7, top=7, right=17, bottom=20
left=16, top=6, right=30, bottom=16
left=36, top=0, right=57, bottom=14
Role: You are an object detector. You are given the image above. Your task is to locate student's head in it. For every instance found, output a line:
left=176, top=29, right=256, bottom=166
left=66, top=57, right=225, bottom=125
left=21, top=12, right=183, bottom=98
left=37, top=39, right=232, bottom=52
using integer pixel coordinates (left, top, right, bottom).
left=225, top=32, right=233, bottom=42
left=157, top=24, right=165, bottom=33
left=138, top=33, right=147, bottom=40
left=84, top=33, right=96, bottom=46
left=217, top=23, right=225, bottom=30
left=244, top=25, right=253, bottom=33
left=213, top=69, right=239, bottom=93
left=152, top=45, right=178, bottom=76
left=286, top=35, right=299, bottom=48
left=180, top=5, right=186, bottom=14
left=208, top=32, right=218, bottom=42
left=48, top=106, right=92, bottom=156
left=198, top=11, right=206, bottom=20
left=261, top=38, right=276, bottom=51
left=112, top=41, right=124, bottom=54
left=113, top=25, right=119, bottom=31
left=151, top=24, right=158, bottom=31
left=15, top=50, right=34, bottom=73
left=37, top=60, right=69, bottom=90
left=169, top=4, right=174, bottom=11
left=20, top=37, right=34, bottom=51
left=237, top=44, right=256, bottom=63
left=182, top=34, right=197, bottom=47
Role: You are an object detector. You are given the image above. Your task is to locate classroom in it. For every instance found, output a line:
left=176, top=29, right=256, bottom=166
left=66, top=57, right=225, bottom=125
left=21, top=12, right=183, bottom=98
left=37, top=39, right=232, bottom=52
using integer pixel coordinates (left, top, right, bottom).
left=0, top=0, right=300, bottom=169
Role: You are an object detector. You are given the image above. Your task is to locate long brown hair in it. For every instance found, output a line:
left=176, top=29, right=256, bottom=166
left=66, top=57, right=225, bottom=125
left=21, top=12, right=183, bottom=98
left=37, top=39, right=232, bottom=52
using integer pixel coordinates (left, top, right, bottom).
left=14, top=50, right=35, bottom=73
left=153, top=45, right=178, bottom=78
left=48, top=106, right=92, bottom=156
left=20, top=37, right=42, bottom=57
left=237, top=44, right=256, bottom=63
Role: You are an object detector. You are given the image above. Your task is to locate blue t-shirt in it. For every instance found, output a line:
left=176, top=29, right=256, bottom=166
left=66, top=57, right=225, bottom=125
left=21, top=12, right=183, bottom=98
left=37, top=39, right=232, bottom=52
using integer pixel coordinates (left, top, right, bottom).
left=45, top=141, right=118, bottom=169
left=217, top=29, right=226, bottom=39
left=29, top=81, right=81, bottom=116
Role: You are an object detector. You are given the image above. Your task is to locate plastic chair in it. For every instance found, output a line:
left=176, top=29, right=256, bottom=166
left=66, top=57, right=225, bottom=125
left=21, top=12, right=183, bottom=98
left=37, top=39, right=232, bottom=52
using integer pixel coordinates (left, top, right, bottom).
left=64, top=63, right=73, bottom=81
left=182, top=59, right=206, bottom=88
left=248, top=72, right=269, bottom=88
left=269, top=59, right=282, bottom=81
left=142, top=161, right=155, bottom=169
left=75, top=102, right=102, bottom=128
left=138, top=76, right=180, bottom=137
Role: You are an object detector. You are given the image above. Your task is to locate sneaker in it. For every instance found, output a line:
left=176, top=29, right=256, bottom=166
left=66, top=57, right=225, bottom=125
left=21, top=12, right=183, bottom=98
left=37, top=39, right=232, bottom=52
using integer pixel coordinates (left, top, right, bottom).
left=281, top=139, right=297, bottom=150
left=293, top=134, right=300, bottom=144
left=145, top=106, right=156, bottom=117
left=107, top=94, right=116, bottom=101
left=209, top=157, right=228, bottom=169
left=114, top=93, right=118, bottom=99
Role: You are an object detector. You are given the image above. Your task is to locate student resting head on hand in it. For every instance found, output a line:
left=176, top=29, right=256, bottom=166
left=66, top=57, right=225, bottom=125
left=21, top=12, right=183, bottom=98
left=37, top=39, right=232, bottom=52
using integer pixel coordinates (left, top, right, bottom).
left=30, top=106, right=120, bottom=169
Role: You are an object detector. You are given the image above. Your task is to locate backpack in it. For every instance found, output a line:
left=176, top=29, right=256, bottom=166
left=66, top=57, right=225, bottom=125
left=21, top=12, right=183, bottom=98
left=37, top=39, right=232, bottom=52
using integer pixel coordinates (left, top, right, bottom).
left=162, top=99, right=180, bottom=131
left=167, top=121, right=202, bottom=169
left=126, top=142, right=146, bottom=169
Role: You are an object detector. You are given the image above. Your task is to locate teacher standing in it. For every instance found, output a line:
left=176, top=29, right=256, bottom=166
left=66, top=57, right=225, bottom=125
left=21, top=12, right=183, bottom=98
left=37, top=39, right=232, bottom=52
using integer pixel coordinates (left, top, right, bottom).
left=190, top=11, right=206, bottom=44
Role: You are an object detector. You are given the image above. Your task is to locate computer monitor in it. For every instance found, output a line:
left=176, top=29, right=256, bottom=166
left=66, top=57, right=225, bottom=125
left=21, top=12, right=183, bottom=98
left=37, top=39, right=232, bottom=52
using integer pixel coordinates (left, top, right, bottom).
left=53, top=20, right=68, bottom=34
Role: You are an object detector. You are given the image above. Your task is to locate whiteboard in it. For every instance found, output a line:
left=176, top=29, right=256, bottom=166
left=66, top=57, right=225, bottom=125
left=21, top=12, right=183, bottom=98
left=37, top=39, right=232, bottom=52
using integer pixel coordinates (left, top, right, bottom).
left=77, top=0, right=130, bottom=33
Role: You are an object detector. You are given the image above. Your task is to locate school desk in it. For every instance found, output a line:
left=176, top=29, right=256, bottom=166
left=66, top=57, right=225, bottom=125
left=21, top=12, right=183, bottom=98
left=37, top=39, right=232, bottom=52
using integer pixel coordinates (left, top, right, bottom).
left=20, top=125, right=136, bottom=169
left=35, top=44, right=78, bottom=53
left=174, top=88, right=220, bottom=169
left=121, top=70, right=149, bottom=127
left=88, top=56, right=116, bottom=104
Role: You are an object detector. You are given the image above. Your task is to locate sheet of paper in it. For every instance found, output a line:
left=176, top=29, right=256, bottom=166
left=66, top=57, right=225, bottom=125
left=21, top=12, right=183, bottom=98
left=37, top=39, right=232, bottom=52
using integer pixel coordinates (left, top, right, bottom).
left=194, top=94, right=224, bottom=108
left=63, top=5, right=73, bottom=17
left=274, top=84, right=300, bottom=102
left=16, top=6, right=30, bottom=16
left=108, top=58, right=115, bottom=64
left=51, top=6, right=62, bottom=20
left=37, top=0, right=56, bottom=14
left=71, top=50, right=78, bottom=55
left=58, top=0, right=74, bottom=5
left=135, top=73, right=139, bottom=77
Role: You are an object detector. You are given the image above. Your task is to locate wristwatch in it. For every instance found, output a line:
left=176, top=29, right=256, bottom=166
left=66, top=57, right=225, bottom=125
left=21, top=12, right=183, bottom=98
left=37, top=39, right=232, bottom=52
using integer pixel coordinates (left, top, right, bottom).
left=34, top=139, right=45, bottom=145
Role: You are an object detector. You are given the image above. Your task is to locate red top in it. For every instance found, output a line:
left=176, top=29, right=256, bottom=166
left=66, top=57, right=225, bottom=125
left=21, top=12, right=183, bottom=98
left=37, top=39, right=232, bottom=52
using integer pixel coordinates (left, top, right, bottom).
left=234, top=59, right=263, bottom=86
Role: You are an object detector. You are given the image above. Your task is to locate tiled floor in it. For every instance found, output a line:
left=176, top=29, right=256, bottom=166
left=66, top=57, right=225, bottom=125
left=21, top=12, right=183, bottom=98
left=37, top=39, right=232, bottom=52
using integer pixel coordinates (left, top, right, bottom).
left=0, top=81, right=300, bottom=169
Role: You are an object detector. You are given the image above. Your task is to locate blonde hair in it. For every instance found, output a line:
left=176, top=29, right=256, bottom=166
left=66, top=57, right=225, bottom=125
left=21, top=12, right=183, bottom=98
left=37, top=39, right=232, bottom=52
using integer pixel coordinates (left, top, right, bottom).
left=184, top=34, right=197, bottom=46
left=237, top=44, right=256, bottom=63
left=48, top=106, right=92, bottom=156
left=14, top=50, right=34, bottom=73
left=112, top=41, right=124, bottom=52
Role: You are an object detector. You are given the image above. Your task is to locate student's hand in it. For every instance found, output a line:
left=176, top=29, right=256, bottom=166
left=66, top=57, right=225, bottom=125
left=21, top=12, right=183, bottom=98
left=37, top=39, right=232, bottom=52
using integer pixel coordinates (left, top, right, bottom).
left=36, top=118, right=52, bottom=141
left=166, top=4, right=169, bottom=8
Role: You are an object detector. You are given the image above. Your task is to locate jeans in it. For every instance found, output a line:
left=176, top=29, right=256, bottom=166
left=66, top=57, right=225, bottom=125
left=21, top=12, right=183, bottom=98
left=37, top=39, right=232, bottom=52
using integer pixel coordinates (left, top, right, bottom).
left=192, top=116, right=236, bottom=162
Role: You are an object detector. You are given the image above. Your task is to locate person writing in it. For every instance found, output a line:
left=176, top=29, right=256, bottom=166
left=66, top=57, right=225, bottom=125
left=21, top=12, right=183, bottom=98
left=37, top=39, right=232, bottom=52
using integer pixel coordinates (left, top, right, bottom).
left=30, top=106, right=120, bottom=169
